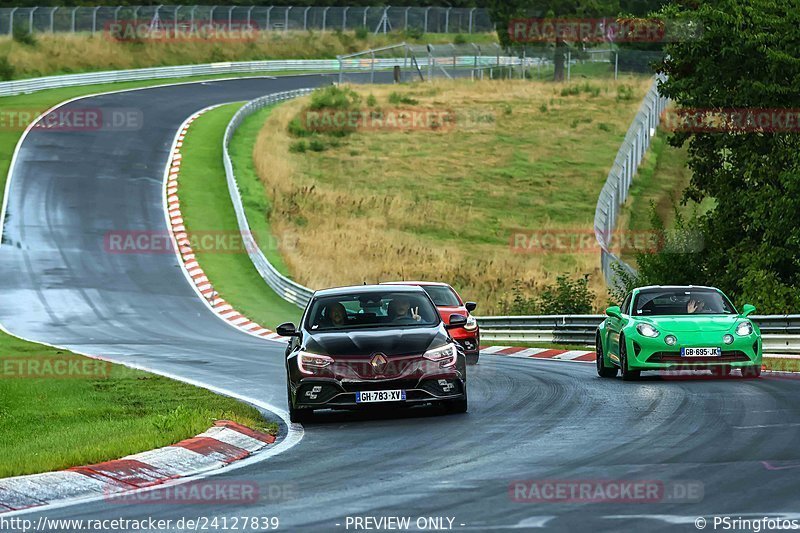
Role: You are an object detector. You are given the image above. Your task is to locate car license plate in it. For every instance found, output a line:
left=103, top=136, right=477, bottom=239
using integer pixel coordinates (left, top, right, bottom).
left=355, top=390, right=406, bottom=403
left=681, top=347, right=721, bottom=357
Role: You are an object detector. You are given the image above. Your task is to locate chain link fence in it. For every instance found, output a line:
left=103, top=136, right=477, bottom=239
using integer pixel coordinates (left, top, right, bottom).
left=0, top=6, right=494, bottom=35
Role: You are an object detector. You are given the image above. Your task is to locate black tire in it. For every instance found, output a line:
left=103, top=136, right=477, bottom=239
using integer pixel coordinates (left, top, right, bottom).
left=596, top=333, right=618, bottom=378
left=742, top=365, right=762, bottom=379
left=445, top=388, right=468, bottom=414
left=287, top=378, right=313, bottom=423
left=619, top=335, right=640, bottom=381
left=466, top=352, right=480, bottom=365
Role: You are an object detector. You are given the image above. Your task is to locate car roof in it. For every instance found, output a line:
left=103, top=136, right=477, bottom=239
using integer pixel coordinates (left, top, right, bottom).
left=635, top=285, right=719, bottom=292
left=380, top=281, right=452, bottom=287
left=313, top=284, right=427, bottom=298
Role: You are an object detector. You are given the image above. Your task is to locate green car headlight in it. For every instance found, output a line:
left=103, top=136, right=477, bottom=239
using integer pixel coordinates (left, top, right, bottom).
left=736, top=321, right=753, bottom=336
left=637, top=323, right=660, bottom=338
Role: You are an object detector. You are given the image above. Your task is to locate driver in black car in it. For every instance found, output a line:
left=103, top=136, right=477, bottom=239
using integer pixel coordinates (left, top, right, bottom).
left=387, top=297, right=422, bottom=323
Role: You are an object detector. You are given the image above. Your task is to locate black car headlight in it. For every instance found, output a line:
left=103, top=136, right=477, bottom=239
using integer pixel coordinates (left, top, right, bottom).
left=298, top=351, right=334, bottom=374
left=423, top=343, right=458, bottom=368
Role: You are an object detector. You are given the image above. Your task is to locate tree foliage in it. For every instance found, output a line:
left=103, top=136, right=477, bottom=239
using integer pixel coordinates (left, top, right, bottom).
left=638, top=0, right=800, bottom=313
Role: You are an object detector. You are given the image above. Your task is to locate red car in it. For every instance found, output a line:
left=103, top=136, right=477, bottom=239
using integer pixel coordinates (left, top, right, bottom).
left=382, top=281, right=480, bottom=364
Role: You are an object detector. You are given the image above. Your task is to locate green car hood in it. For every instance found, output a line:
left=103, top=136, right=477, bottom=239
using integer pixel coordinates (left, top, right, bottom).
left=641, top=315, right=739, bottom=333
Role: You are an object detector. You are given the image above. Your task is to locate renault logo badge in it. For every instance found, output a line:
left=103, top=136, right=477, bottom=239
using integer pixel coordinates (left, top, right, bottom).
left=370, top=353, right=388, bottom=372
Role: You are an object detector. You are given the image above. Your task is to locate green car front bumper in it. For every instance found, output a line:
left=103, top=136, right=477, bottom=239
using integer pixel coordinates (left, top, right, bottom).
left=623, top=331, right=762, bottom=371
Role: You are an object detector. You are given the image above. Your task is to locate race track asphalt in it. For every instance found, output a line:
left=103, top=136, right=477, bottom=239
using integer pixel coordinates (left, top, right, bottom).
left=1, top=74, right=799, bottom=532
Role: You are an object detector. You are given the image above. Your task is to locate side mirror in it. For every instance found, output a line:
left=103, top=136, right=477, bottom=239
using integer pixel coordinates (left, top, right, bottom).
left=447, top=314, right=468, bottom=329
left=276, top=322, right=300, bottom=337
left=605, top=306, right=622, bottom=320
left=741, top=304, right=756, bottom=317
left=465, top=302, right=477, bottom=313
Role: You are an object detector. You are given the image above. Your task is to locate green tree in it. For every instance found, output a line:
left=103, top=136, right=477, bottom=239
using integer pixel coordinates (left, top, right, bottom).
left=652, top=0, right=800, bottom=313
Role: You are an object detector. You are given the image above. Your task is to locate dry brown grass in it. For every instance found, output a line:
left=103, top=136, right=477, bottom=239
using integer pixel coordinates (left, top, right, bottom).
left=253, top=77, right=652, bottom=313
left=1, top=31, right=496, bottom=79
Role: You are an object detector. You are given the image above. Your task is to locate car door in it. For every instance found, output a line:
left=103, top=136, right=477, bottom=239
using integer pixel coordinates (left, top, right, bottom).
left=607, top=293, right=631, bottom=359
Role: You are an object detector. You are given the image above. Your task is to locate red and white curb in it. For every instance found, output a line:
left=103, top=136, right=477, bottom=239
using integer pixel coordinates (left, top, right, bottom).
left=0, top=421, right=275, bottom=513
left=165, top=109, right=289, bottom=343
left=481, top=345, right=595, bottom=363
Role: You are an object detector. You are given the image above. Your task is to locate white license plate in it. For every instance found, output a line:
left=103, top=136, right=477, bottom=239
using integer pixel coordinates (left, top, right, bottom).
left=355, top=390, right=406, bottom=403
left=681, top=347, right=721, bottom=357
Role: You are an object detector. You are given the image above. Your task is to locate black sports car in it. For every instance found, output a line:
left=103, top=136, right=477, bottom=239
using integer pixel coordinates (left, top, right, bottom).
left=277, top=285, right=469, bottom=423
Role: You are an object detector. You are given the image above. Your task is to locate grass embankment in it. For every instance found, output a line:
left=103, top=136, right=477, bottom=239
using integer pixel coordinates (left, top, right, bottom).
left=0, top=330, right=275, bottom=478
left=177, top=104, right=302, bottom=327
left=249, top=77, right=652, bottom=313
left=1, top=31, right=497, bottom=80
left=0, top=76, right=291, bottom=479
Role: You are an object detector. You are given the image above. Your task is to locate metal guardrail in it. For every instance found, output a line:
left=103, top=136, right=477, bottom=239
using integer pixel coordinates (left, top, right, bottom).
left=0, top=56, right=514, bottom=98
left=477, top=315, right=800, bottom=355
left=222, top=88, right=317, bottom=309
left=594, top=75, right=669, bottom=287
left=0, top=6, right=494, bottom=35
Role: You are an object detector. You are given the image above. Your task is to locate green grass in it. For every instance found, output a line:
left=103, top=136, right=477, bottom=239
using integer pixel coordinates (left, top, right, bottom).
left=228, top=106, right=293, bottom=277
left=764, top=357, right=800, bottom=373
left=177, top=104, right=302, bottom=329
left=0, top=330, right=275, bottom=478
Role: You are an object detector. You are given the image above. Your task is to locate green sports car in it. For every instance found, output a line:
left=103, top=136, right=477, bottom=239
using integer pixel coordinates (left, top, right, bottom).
left=596, top=286, right=762, bottom=380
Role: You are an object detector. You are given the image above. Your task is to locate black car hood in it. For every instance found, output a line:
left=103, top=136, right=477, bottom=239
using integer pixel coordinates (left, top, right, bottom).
left=305, top=326, right=446, bottom=357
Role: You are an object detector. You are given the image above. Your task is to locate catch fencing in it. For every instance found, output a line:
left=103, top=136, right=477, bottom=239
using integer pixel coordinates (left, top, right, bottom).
left=0, top=6, right=493, bottom=35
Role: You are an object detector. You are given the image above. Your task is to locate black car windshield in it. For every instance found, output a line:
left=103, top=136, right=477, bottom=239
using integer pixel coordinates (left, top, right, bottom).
left=421, top=285, right=461, bottom=307
left=633, top=289, right=736, bottom=316
left=306, top=291, right=440, bottom=331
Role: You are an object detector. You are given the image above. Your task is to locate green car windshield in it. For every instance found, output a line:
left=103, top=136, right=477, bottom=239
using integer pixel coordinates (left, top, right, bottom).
left=633, top=289, right=736, bottom=316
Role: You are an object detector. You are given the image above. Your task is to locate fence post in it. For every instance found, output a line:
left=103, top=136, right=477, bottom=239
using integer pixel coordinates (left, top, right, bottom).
left=209, top=6, right=217, bottom=24
left=424, top=7, right=431, bottom=34
left=29, top=7, right=37, bottom=33
left=614, top=51, right=619, bottom=80
left=265, top=6, right=272, bottom=30
left=9, top=7, right=18, bottom=35
left=469, top=8, right=475, bottom=34
left=246, top=6, right=253, bottom=27
left=190, top=6, right=197, bottom=27
left=342, top=7, right=349, bottom=31
left=50, top=7, right=57, bottom=32
left=174, top=5, right=181, bottom=25
left=444, top=7, right=450, bottom=33
left=370, top=50, right=375, bottom=83
left=427, top=44, right=433, bottom=81
left=303, top=6, right=310, bottom=31
left=227, top=6, right=233, bottom=28
left=71, top=7, right=77, bottom=32
left=404, top=7, right=410, bottom=31
left=337, top=54, right=343, bottom=84
left=567, top=50, right=572, bottom=81
left=92, top=6, right=100, bottom=34
left=362, top=6, right=368, bottom=27
left=284, top=6, right=290, bottom=31
left=322, top=6, right=330, bottom=31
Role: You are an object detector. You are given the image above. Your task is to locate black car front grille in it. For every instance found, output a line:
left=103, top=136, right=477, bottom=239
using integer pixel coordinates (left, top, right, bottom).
left=647, top=351, right=750, bottom=364
left=340, top=379, right=420, bottom=392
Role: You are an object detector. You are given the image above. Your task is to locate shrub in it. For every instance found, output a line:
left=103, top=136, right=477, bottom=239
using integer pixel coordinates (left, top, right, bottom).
left=289, top=141, right=307, bottom=153
left=597, top=122, right=612, bottom=132
left=309, top=85, right=361, bottom=111
left=309, top=139, right=326, bottom=152
left=503, top=275, right=596, bottom=315
left=388, top=92, right=418, bottom=105
left=12, top=27, right=36, bottom=47
left=453, top=33, right=467, bottom=45
left=616, top=84, right=635, bottom=102
left=354, top=27, right=369, bottom=40
left=404, top=27, right=424, bottom=40
left=366, top=94, right=377, bottom=107
left=0, top=56, right=14, bottom=81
